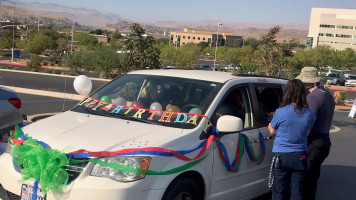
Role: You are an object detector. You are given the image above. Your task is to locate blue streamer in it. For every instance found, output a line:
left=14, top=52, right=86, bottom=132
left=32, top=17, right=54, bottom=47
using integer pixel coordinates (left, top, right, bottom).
left=67, top=139, right=208, bottom=159
left=32, top=179, right=39, bottom=200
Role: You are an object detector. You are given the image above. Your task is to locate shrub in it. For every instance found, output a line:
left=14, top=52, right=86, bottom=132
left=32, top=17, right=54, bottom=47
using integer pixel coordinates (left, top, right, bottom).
left=0, top=52, right=12, bottom=57
left=27, top=55, right=42, bottom=71
left=44, top=68, right=53, bottom=73
left=43, top=62, right=48, bottom=66
left=50, top=62, right=55, bottom=66
left=53, top=69, right=61, bottom=74
left=339, top=91, right=346, bottom=102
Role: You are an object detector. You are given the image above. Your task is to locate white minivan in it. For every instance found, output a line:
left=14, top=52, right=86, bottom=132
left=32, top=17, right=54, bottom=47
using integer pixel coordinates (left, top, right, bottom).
left=0, top=70, right=286, bottom=200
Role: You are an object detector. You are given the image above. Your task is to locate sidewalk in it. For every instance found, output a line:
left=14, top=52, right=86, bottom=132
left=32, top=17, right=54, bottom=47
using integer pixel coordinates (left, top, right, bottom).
left=0, top=59, right=67, bottom=70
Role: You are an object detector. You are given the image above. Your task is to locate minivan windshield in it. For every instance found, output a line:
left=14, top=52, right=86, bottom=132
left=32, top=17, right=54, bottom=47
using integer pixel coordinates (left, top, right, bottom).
left=73, top=74, right=222, bottom=129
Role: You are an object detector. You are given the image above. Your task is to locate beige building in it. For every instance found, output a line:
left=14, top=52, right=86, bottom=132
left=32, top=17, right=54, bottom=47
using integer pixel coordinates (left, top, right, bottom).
left=170, top=28, right=242, bottom=48
left=307, top=8, right=356, bottom=50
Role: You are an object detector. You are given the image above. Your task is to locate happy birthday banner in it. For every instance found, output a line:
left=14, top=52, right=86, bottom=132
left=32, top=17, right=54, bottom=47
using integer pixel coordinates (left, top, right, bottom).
left=9, top=122, right=265, bottom=199
left=79, top=97, right=206, bottom=126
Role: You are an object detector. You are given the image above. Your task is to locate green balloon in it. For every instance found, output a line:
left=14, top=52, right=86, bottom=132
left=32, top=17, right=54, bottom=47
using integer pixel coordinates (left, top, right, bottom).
left=100, top=96, right=112, bottom=103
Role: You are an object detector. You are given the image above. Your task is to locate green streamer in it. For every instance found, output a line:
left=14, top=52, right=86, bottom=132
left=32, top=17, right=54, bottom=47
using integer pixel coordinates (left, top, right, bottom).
left=89, top=155, right=208, bottom=175
left=10, top=143, right=69, bottom=194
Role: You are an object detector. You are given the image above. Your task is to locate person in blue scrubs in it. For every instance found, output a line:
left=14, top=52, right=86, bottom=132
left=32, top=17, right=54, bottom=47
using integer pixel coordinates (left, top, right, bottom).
left=268, top=79, right=315, bottom=200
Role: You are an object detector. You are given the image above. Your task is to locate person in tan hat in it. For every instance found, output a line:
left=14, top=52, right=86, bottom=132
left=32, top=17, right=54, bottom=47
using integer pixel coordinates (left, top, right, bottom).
left=296, top=67, right=335, bottom=200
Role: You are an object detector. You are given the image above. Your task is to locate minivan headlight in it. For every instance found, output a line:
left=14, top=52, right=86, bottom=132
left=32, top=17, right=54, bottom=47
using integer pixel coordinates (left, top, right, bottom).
left=90, top=157, right=151, bottom=182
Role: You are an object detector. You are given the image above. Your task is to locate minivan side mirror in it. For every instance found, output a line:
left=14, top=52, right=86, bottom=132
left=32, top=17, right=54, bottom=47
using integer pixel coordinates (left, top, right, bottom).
left=217, top=115, right=243, bottom=134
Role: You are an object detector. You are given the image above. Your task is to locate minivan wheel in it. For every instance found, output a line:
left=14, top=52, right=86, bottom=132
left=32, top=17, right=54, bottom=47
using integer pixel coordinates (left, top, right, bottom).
left=162, top=177, right=202, bottom=200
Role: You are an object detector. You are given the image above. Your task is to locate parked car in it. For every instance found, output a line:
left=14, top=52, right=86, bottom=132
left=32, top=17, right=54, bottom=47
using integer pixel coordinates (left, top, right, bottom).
left=0, top=70, right=287, bottom=200
left=0, top=87, right=23, bottom=138
left=223, top=64, right=241, bottom=72
left=326, top=73, right=345, bottom=85
left=197, top=64, right=213, bottom=71
left=345, top=75, right=356, bottom=87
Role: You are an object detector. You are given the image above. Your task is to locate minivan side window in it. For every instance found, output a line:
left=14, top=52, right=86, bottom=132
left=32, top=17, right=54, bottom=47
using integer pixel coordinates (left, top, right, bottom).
left=213, top=86, right=252, bottom=129
left=254, top=85, right=283, bottom=127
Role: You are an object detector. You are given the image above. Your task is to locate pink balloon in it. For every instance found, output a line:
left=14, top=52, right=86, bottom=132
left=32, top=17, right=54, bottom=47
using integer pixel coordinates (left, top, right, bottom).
left=131, top=100, right=144, bottom=108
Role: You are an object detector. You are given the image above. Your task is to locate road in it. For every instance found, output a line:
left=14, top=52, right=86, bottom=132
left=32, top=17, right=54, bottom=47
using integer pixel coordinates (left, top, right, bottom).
left=0, top=69, right=109, bottom=94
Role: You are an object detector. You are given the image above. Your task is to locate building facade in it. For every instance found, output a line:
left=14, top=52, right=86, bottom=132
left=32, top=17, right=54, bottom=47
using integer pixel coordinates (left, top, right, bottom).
left=170, top=28, right=243, bottom=48
left=307, top=8, right=356, bottom=50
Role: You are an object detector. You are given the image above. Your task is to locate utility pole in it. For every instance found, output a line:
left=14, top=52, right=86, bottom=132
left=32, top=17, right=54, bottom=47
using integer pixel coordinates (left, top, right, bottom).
left=0, top=0, right=2, bottom=37
left=213, top=23, right=222, bottom=71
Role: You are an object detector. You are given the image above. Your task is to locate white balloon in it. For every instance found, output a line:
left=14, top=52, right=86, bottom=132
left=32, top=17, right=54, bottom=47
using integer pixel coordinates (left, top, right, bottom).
left=150, top=102, right=163, bottom=116
left=112, top=97, right=127, bottom=106
left=73, top=75, right=92, bottom=96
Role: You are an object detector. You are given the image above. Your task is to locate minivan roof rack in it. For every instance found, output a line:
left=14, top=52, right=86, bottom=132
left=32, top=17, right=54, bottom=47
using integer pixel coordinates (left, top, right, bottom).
left=232, top=73, right=288, bottom=80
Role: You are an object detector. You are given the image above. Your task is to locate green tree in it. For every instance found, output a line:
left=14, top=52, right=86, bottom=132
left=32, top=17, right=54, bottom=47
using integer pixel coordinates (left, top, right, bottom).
left=197, top=42, right=209, bottom=52
left=75, top=33, right=98, bottom=49
left=0, top=29, right=15, bottom=49
left=125, top=23, right=160, bottom=69
left=56, top=37, right=68, bottom=51
left=160, top=43, right=200, bottom=68
left=309, top=45, right=334, bottom=69
left=92, top=45, right=120, bottom=78
left=111, top=30, right=122, bottom=40
left=66, top=51, right=92, bottom=74
left=94, top=29, right=103, bottom=35
left=331, top=48, right=356, bottom=70
left=23, top=32, right=56, bottom=55
left=256, top=26, right=284, bottom=76
left=244, top=37, right=259, bottom=50
left=239, top=46, right=259, bottom=73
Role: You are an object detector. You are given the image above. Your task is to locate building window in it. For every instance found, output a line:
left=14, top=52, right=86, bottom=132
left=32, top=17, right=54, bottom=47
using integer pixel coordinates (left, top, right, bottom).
left=188, top=36, right=190, bottom=39
left=320, top=24, right=336, bottom=28
left=193, top=36, right=196, bottom=40
left=335, top=42, right=351, bottom=45
left=203, top=37, right=206, bottom=40
left=319, top=41, right=333, bottom=44
left=319, top=33, right=334, bottom=37
left=336, top=34, right=352, bottom=38
left=306, top=37, right=313, bottom=49
left=198, top=37, right=200, bottom=40
left=183, top=36, right=186, bottom=39
left=336, top=25, right=354, bottom=29
left=182, top=42, right=185, bottom=45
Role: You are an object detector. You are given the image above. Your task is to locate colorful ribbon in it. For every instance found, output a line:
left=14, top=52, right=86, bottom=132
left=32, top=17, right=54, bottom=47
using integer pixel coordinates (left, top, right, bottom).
left=9, top=124, right=266, bottom=197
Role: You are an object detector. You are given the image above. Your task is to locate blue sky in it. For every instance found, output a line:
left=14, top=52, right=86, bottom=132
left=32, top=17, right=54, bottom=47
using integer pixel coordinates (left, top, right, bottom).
left=22, top=0, right=356, bottom=24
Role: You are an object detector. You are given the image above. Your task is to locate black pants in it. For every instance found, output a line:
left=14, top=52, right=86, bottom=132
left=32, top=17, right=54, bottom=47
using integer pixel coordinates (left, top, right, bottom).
left=303, top=134, right=331, bottom=200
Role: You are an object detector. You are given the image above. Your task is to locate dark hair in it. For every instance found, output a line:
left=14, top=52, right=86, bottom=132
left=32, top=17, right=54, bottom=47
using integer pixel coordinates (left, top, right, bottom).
left=279, top=79, right=308, bottom=114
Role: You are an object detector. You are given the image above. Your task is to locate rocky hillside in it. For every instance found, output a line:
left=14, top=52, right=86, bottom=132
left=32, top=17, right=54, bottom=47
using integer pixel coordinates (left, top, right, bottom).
left=1, top=4, right=73, bottom=28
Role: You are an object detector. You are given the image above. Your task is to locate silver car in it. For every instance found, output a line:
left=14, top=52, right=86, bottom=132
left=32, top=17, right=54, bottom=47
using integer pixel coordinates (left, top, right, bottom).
left=345, top=75, right=356, bottom=87
left=0, top=87, right=23, bottom=138
left=326, top=73, right=345, bottom=86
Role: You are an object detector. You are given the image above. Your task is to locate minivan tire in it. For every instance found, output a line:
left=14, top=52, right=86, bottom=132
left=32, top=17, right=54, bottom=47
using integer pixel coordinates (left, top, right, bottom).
left=162, top=177, right=202, bottom=200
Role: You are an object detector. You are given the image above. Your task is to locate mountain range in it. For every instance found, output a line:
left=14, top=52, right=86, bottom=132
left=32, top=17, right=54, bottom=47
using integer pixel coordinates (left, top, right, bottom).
left=4, top=1, right=309, bottom=43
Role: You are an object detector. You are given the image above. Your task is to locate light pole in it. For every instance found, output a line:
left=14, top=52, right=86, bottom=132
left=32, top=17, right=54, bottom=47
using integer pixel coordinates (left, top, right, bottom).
left=3, top=0, right=15, bottom=61
left=71, top=21, right=76, bottom=55
left=213, top=23, right=222, bottom=71
left=0, top=0, right=2, bottom=36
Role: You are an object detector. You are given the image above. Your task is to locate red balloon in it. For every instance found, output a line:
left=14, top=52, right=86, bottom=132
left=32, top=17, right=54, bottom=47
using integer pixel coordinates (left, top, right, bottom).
left=131, top=100, right=144, bottom=108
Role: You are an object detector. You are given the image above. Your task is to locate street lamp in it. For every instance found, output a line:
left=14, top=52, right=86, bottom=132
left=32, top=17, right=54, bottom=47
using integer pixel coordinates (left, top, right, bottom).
left=71, top=21, right=76, bottom=55
left=3, top=0, right=15, bottom=61
left=213, top=23, right=222, bottom=71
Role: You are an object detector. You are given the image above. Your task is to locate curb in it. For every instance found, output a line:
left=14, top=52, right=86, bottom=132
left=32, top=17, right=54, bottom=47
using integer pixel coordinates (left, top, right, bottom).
left=0, top=84, right=84, bottom=100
